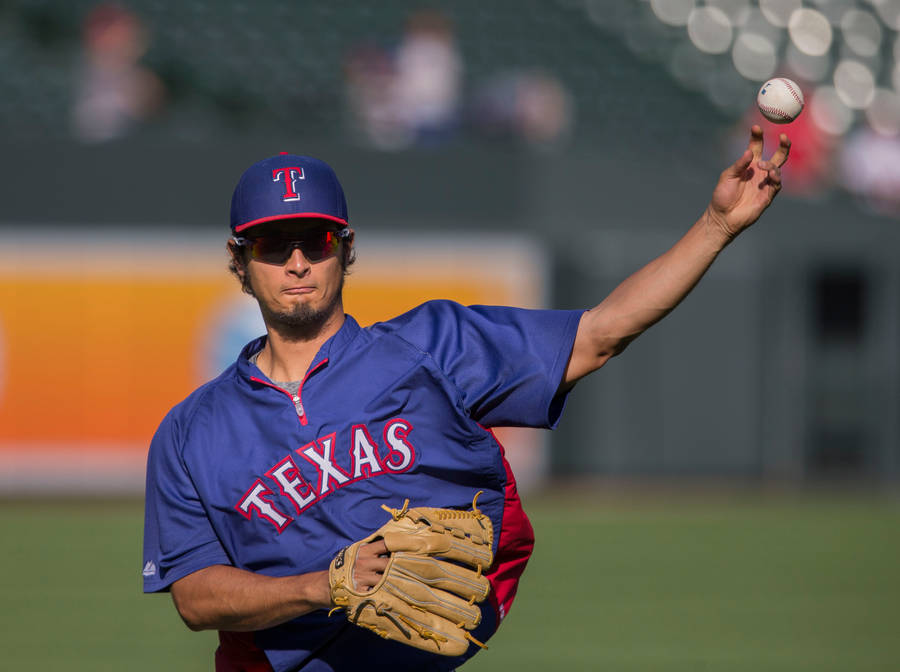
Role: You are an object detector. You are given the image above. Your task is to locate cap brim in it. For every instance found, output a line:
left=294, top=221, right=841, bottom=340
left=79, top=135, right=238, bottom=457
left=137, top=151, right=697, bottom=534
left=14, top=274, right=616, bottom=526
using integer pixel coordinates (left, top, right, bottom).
left=234, top=212, right=349, bottom=233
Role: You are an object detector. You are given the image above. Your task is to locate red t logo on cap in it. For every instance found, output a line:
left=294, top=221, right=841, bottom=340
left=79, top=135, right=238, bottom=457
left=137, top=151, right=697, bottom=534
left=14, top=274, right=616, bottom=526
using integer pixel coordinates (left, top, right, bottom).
left=272, top=167, right=305, bottom=202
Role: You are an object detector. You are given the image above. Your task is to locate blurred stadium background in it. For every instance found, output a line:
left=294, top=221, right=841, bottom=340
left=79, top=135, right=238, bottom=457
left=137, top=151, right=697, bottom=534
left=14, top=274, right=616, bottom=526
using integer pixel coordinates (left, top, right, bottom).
left=1, top=0, right=898, bottom=669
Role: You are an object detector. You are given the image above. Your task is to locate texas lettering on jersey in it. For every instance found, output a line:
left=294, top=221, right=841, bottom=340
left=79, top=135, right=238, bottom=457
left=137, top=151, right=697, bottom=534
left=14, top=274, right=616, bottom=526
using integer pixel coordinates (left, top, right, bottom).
left=235, top=418, right=416, bottom=532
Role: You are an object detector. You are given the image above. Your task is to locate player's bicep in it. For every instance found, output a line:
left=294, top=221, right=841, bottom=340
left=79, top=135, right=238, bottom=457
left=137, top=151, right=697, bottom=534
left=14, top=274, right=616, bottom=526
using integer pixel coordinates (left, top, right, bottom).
left=561, top=309, right=616, bottom=388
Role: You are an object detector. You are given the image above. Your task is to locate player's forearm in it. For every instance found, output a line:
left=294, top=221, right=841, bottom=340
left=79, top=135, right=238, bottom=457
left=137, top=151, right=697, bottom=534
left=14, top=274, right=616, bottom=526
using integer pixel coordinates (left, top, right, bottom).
left=566, top=211, right=731, bottom=383
left=171, top=564, right=331, bottom=632
left=596, top=208, right=732, bottom=337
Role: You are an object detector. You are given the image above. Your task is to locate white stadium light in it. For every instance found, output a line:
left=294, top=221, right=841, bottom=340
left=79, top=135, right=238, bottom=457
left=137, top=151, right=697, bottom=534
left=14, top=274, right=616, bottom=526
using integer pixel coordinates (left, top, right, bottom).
left=688, top=7, right=734, bottom=54
left=789, top=8, right=834, bottom=57
left=834, top=59, right=877, bottom=110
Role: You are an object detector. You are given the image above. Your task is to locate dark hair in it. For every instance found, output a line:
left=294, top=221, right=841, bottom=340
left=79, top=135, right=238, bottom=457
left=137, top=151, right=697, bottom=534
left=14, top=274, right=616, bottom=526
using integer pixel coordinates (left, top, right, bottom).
left=227, top=237, right=356, bottom=298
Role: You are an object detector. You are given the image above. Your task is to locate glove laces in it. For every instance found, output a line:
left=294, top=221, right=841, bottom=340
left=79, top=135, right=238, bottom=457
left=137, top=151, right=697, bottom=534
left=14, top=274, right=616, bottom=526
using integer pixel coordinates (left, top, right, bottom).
left=380, top=490, right=487, bottom=522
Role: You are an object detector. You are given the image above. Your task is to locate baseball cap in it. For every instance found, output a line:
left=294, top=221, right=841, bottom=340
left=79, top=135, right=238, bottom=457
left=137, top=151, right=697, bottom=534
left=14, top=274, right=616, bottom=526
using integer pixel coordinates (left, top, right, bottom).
left=230, top=153, right=349, bottom=234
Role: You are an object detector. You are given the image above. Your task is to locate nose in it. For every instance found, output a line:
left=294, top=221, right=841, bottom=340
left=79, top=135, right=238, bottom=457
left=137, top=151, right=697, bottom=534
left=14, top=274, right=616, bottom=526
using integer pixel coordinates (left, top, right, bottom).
left=285, top=245, right=311, bottom=273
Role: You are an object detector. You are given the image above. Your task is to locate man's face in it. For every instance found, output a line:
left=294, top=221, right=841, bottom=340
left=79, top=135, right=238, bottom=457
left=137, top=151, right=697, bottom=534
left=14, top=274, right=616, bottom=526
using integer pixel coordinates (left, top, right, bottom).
left=231, top=220, right=352, bottom=333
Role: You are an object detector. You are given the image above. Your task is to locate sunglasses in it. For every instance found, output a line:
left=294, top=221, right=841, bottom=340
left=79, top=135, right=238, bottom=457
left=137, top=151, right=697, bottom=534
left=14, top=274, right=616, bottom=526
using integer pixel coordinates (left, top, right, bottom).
left=232, top=228, right=351, bottom=265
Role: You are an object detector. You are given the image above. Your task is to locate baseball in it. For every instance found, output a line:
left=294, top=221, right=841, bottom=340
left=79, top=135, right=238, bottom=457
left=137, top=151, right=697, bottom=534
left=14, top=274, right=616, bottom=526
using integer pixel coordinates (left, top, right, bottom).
left=757, top=77, right=804, bottom=124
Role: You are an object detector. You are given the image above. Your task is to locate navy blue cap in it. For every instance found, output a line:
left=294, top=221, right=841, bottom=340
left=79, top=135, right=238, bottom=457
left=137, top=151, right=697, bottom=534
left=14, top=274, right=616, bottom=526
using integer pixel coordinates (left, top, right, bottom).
left=230, top=153, right=349, bottom=234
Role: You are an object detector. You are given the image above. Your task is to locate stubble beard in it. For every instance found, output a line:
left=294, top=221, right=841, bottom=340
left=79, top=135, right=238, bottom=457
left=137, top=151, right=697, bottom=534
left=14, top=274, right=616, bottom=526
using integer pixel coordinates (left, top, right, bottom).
left=257, top=275, right=345, bottom=342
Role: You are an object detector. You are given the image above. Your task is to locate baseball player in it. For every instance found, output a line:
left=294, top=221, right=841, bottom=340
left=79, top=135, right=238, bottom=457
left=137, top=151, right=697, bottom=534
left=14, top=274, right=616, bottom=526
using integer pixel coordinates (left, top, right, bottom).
left=143, top=126, right=790, bottom=671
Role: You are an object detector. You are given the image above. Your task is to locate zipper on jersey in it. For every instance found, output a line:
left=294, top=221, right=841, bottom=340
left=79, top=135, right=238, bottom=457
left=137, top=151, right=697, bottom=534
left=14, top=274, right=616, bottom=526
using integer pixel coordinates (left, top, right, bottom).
left=290, top=394, right=304, bottom=418
left=250, top=358, right=328, bottom=426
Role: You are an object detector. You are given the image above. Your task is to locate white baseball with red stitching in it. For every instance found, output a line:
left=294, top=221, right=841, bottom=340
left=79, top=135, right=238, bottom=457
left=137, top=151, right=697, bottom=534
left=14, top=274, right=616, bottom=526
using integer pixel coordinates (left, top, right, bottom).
left=757, top=77, right=804, bottom=124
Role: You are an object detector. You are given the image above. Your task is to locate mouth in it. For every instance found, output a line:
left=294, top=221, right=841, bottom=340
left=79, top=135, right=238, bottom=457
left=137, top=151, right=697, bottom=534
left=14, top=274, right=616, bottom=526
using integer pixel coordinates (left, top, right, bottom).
left=282, top=286, right=316, bottom=295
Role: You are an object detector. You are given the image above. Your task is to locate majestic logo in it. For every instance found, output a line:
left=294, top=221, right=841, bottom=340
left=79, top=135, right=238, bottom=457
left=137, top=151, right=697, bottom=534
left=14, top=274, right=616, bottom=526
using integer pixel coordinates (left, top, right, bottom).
left=272, top=167, right=305, bottom=202
left=236, top=419, right=417, bottom=533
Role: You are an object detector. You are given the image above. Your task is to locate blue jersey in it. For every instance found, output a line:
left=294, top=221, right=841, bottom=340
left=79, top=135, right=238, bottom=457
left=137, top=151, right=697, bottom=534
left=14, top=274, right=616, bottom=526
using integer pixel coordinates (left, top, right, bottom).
left=143, top=300, right=582, bottom=671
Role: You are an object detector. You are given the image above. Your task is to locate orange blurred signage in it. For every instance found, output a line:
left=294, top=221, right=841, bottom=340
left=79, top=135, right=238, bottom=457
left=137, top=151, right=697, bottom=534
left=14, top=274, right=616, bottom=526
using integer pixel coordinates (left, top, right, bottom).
left=0, top=232, right=547, bottom=492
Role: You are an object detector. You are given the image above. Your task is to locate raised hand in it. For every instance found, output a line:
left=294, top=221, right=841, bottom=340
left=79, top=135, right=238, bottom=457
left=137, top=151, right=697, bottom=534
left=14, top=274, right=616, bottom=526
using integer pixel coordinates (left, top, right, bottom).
left=706, top=125, right=791, bottom=241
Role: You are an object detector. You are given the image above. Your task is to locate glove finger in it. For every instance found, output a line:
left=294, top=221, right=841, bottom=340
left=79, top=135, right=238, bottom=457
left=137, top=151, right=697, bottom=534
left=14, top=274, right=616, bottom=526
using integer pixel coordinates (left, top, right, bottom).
left=352, top=600, right=474, bottom=657
left=405, top=507, right=493, bottom=547
left=384, top=571, right=483, bottom=629
left=381, top=528, right=492, bottom=570
left=392, top=553, right=490, bottom=602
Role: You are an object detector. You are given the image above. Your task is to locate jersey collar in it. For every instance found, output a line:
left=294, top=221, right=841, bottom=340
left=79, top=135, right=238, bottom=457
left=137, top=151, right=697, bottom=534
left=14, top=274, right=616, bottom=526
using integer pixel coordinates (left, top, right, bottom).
left=236, top=314, right=362, bottom=382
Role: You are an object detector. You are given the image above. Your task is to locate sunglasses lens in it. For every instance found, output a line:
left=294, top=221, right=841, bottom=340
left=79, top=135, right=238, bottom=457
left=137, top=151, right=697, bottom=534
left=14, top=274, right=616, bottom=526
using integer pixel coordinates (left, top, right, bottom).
left=248, top=238, right=292, bottom=264
left=305, top=231, right=340, bottom=261
left=247, top=231, right=342, bottom=264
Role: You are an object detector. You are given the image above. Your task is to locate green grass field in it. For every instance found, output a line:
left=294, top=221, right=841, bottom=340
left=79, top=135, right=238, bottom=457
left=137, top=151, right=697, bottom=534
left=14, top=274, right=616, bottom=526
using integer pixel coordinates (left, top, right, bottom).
left=3, top=488, right=898, bottom=671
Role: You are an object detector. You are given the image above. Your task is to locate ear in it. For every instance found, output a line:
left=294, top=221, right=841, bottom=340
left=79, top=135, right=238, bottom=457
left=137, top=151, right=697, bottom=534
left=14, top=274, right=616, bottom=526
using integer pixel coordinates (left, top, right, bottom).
left=227, top=240, right=247, bottom=278
left=342, top=229, right=355, bottom=262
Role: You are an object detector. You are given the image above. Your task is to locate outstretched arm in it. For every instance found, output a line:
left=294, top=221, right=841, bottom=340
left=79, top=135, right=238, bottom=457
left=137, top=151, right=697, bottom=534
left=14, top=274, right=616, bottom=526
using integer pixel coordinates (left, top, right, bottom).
left=562, top=126, right=791, bottom=389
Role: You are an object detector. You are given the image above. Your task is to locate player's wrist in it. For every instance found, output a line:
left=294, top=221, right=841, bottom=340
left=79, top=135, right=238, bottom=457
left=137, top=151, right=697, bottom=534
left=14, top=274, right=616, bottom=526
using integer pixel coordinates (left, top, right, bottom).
left=701, top=206, right=738, bottom=249
left=278, top=570, right=333, bottom=615
left=300, top=570, right=333, bottom=611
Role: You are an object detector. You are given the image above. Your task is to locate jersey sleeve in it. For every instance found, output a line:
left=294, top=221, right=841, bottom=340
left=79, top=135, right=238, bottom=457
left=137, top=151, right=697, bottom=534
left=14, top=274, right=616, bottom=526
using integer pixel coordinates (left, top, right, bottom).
left=142, top=407, right=231, bottom=593
left=372, top=300, right=584, bottom=428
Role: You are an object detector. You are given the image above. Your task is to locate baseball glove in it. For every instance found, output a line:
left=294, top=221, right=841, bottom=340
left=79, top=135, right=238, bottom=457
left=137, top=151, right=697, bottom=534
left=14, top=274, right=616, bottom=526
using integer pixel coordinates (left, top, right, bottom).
left=328, top=492, right=494, bottom=657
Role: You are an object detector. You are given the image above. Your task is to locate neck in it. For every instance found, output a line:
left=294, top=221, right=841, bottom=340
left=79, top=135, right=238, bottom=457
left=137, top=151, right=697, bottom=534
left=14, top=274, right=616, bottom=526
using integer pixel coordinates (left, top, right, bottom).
left=258, top=308, right=345, bottom=382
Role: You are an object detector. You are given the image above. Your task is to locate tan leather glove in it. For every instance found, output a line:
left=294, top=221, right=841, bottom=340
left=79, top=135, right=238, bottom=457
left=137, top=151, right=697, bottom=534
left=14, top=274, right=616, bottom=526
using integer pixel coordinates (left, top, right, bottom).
left=329, top=494, right=494, bottom=657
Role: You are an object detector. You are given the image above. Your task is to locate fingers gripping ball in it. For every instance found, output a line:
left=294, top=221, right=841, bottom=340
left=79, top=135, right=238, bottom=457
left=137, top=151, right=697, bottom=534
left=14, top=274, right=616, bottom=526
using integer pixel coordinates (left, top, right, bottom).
left=329, top=493, right=494, bottom=657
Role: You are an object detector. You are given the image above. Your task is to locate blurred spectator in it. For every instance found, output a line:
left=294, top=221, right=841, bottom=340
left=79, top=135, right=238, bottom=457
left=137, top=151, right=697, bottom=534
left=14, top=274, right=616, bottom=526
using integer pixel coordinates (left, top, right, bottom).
left=344, top=10, right=462, bottom=150
left=72, top=3, right=164, bottom=143
left=393, top=10, right=462, bottom=145
left=470, top=70, right=574, bottom=149
left=343, top=43, right=408, bottom=150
